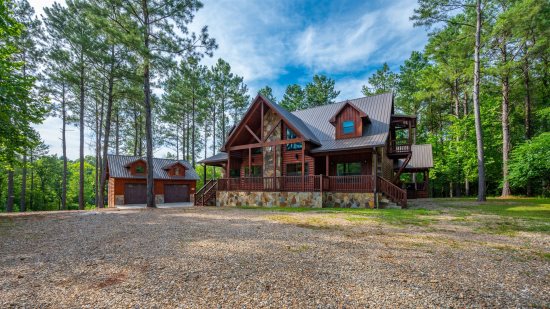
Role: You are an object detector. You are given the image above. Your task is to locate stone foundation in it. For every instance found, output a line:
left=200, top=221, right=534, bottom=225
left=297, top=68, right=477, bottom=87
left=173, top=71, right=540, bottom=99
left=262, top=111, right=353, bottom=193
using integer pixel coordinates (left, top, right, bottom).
left=216, top=191, right=322, bottom=208
left=216, top=191, right=375, bottom=208
left=323, top=192, right=375, bottom=208
left=155, top=194, right=164, bottom=204
left=115, top=195, right=124, bottom=206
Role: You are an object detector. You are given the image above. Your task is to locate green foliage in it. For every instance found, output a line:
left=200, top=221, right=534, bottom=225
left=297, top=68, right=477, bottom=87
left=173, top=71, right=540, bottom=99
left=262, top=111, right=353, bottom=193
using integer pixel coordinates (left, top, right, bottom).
left=258, top=85, right=277, bottom=103
left=0, top=0, right=46, bottom=168
left=304, top=74, right=340, bottom=108
left=361, top=63, right=398, bottom=96
left=280, top=84, right=305, bottom=111
left=67, top=160, right=96, bottom=209
left=509, top=133, right=550, bottom=195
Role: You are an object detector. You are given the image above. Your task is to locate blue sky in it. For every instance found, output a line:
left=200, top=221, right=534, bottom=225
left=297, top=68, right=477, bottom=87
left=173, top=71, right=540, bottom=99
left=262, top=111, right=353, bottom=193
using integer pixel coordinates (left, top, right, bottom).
left=29, top=0, right=428, bottom=158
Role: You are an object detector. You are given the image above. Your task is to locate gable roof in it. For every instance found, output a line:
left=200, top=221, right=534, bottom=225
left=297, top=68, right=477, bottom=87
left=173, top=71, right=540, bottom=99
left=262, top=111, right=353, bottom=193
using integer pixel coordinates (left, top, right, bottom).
left=107, top=155, right=199, bottom=180
left=292, top=92, right=394, bottom=153
left=222, top=94, right=320, bottom=151
left=328, top=100, right=368, bottom=125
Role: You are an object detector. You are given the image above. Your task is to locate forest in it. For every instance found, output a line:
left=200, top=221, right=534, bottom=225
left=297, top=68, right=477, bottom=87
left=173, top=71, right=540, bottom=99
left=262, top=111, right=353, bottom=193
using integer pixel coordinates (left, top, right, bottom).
left=0, top=0, right=549, bottom=211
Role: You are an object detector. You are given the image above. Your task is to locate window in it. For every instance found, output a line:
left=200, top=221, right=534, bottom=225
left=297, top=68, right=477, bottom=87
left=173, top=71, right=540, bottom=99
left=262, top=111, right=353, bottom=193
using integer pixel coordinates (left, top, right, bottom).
left=342, top=120, right=355, bottom=134
left=286, top=128, right=302, bottom=151
left=336, top=162, right=361, bottom=176
left=229, top=169, right=240, bottom=178
left=252, top=147, right=262, bottom=155
left=244, top=166, right=262, bottom=177
left=135, top=165, right=145, bottom=174
left=174, top=167, right=180, bottom=175
left=286, top=163, right=309, bottom=176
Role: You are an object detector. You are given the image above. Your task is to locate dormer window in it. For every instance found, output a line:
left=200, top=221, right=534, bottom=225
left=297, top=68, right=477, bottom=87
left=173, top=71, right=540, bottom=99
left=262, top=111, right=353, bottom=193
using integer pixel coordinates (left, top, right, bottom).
left=135, top=165, right=145, bottom=174
left=174, top=167, right=180, bottom=176
left=342, top=121, right=354, bottom=135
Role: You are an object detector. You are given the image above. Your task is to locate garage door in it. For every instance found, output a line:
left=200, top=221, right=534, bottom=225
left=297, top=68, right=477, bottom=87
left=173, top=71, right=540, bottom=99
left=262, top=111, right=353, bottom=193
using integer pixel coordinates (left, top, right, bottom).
left=124, top=183, right=147, bottom=204
left=164, top=184, right=189, bottom=203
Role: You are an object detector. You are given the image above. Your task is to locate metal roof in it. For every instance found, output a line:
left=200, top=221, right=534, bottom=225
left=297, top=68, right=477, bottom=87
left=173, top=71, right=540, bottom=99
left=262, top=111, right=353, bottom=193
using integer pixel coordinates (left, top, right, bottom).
left=198, top=152, right=227, bottom=164
left=107, top=155, right=200, bottom=180
left=259, top=94, right=321, bottom=145
left=292, top=92, right=393, bottom=153
left=399, top=144, right=433, bottom=169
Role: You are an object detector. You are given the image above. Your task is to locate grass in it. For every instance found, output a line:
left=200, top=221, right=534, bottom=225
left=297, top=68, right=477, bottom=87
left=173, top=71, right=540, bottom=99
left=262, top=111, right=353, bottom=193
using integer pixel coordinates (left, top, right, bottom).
left=239, top=198, right=550, bottom=234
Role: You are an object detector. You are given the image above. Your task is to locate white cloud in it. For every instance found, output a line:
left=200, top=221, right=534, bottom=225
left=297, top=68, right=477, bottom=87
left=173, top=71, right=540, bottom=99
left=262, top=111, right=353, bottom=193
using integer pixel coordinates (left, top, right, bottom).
left=293, top=0, right=424, bottom=72
left=191, top=0, right=297, bottom=81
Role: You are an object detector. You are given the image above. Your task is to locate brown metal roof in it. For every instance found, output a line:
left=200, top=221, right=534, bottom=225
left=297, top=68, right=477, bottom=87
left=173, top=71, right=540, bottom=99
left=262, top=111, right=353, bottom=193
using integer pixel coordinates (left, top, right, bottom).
left=399, top=144, right=433, bottom=169
left=107, top=155, right=199, bottom=180
left=292, top=92, right=393, bottom=153
left=198, top=152, right=228, bottom=164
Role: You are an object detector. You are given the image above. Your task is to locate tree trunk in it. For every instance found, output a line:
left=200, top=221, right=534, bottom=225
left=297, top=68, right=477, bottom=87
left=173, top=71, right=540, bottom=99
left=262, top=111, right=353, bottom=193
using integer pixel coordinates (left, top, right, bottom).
left=142, top=0, right=155, bottom=208
left=465, top=178, right=470, bottom=196
left=191, top=89, right=196, bottom=167
left=115, top=106, right=120, bottom=155
left=30, top=152, right=34, bottom=210
left=523, top=59, right=532, bottom=140
left=79, top=55, right=85, bottom=210
left=99, top=46, right=116, bottom=209
left=501, top=46, right=511, bottom=197
left=6, top=170, right=14, bottom=212
left=62, top=83, right=67, bottom=210
left=473, top=0, right=486, bottom=202
left=20, top=154, right=27, bottom=212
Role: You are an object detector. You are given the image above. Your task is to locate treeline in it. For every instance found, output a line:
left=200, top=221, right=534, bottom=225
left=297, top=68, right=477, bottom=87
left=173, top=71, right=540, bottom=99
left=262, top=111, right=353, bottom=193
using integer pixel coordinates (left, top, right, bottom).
left=0, top=0, right=225, bottom=211
left=363, top=0, right=549, bottom=197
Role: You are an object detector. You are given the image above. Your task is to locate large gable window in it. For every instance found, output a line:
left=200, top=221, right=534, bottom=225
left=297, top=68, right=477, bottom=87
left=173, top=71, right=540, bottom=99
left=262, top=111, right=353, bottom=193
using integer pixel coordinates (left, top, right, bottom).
left=342, top=120, right=355, bottom=135
left=286, top=128, right=302, bottom=151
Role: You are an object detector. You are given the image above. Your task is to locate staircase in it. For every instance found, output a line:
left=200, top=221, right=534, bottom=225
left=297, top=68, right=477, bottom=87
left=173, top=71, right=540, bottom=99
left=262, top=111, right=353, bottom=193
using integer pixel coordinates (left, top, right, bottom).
left=194, top=180, right=218, bottom=206
left=377, top=176, right=407, bottom=208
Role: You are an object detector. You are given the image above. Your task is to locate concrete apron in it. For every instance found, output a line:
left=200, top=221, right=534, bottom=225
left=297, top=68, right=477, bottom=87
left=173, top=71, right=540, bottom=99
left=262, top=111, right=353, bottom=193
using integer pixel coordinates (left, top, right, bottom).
left=116, top=202, right=194, bottom=209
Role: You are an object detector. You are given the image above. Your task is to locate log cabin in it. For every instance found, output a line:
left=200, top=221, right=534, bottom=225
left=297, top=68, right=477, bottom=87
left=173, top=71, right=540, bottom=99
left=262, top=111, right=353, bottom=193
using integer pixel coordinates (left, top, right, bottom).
left=107, top=155, right=199, bottom=207
left=198, top=92, right=433, bottom=208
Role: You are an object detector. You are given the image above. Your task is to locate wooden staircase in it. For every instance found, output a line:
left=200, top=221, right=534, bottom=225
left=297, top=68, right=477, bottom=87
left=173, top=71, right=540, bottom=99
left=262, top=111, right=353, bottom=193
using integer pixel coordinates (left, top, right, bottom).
left=377, top=176, right=407, bottom=208
left=194, top=180, right=218, bottom=206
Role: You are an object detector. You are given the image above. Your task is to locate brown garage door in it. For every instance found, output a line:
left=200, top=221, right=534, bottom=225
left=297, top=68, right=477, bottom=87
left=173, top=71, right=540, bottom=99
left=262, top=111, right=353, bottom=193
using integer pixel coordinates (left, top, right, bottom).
left=164, top=184, right=189, bottom=203
left=124, top=183, right=147, bottom=204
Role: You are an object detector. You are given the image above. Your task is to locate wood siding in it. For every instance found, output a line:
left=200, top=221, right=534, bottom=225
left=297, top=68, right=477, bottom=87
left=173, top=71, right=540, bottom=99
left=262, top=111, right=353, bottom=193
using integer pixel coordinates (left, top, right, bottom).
left=334, top=104, right=363, bottom=139
left=107, top=178, right=196, bottom=207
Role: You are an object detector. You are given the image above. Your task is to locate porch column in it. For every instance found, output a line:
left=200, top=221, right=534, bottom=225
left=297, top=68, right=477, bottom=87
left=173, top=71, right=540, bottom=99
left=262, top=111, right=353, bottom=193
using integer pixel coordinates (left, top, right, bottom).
left=301, top=142, right=305, bottom=191
left=325, top=155, right=329, bottom=176
left=227, top=150, right=231, bottom=190
left=248, top=147, right=251, bottom=177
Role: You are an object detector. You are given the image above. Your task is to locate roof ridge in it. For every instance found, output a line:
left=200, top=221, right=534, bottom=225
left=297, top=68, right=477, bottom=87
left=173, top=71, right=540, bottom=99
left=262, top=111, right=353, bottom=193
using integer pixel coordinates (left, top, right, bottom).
left=291, top=92, right=392, bottom=114
left=107, top=154, right=190, bottom=163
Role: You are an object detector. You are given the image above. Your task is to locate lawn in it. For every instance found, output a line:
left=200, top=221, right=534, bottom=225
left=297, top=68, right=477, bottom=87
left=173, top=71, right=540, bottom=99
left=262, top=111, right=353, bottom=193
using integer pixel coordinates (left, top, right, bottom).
left=238, top=197, right=550, bottom=235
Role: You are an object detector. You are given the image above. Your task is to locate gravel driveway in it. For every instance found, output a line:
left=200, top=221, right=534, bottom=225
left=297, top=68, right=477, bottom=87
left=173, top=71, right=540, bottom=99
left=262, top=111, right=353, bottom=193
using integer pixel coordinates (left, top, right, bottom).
left=1, top=207, right=548, bottom=308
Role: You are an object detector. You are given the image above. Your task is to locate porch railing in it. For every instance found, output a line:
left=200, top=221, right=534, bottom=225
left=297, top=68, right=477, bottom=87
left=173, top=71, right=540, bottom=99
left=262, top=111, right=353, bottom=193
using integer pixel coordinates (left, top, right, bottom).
left=388, top=140, right=412, bottom=154
left=217, top=175, right=374, bottom=193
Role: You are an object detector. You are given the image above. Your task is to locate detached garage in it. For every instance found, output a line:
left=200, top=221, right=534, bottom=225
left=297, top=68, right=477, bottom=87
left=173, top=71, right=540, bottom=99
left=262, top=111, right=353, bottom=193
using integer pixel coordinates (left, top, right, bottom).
left=106, top=155, right=199, bottom=207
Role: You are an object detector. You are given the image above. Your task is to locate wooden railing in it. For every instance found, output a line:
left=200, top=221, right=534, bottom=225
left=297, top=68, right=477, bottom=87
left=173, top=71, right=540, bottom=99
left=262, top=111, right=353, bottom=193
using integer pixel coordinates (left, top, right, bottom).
left=388, top=140, right=412, bottom=154
left=327, top=175, right=374, bottom=192
left=194, top=179, right=217, bottom=206
left=377, top=176, right=407, bottom=207
left=217, top=175, right=375, bottom=193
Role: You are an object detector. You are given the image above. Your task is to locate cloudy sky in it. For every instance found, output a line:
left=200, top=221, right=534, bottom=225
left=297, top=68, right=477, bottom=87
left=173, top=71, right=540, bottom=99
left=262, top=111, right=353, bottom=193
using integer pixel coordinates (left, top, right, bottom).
left=29, top=0, right=428, bottom=159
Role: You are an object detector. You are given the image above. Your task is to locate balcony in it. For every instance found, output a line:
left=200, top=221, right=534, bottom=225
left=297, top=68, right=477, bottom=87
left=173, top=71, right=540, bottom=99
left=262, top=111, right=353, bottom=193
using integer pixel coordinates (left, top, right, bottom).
left=387, top=140, right=412, bottom=157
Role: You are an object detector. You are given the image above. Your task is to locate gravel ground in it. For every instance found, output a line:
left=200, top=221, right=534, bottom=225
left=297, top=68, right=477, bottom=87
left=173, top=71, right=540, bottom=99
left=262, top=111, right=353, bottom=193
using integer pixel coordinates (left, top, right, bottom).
left=0, top=207, right=548, bottom=308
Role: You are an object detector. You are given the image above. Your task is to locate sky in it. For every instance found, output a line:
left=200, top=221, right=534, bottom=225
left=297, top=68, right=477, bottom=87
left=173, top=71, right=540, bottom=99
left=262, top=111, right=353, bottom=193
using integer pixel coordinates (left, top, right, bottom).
left=29, top=0, right=428, bottom=159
